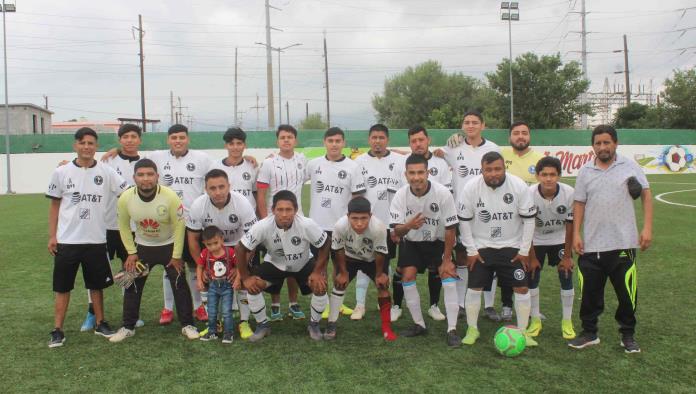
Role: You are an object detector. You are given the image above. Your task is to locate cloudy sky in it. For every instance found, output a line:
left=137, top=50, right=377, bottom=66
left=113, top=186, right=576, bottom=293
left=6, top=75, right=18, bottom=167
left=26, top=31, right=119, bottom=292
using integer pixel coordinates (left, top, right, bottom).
left=5, top=0, right=695, bottom=130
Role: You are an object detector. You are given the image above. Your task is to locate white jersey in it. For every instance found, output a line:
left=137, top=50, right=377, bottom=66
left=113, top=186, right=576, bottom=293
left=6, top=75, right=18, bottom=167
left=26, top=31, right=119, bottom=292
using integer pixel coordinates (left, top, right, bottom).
left=306, top=156, right=366, bottom=231
left=530, top=183, right=574, bottom=246
left=103, top=153, right=140, bottom=230
left=457, top=174, right=536, bottom=250
left=241, top=214, right=327, bottom=272
left=355, top=151, right=405, bottom=225
left=210, top=158, right=258, bottom=209
left=332, top=215, right=389, bottom=262
left=257, top=152, right=307, bottom=214
left=443, top=138, right=500, bottom=199
left=186, top=192, right=258, bottom=246
left=389, top=181, right=458, bottom=242
left=392, top=152, right=453, bottom=192
left=147, top=149, right=213, bottom=211
left=46, top=160, right=128, bottom=244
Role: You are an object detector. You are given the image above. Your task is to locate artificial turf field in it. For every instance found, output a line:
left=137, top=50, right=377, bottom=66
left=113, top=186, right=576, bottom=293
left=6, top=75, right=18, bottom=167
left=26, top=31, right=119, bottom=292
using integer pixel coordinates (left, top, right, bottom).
left=1, top=174, right=695, bottom=393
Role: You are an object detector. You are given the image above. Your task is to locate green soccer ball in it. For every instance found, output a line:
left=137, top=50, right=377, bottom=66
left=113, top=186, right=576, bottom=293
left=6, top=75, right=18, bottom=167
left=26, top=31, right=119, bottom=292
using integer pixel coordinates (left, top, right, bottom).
left=494, top=325, right=526, bottom=357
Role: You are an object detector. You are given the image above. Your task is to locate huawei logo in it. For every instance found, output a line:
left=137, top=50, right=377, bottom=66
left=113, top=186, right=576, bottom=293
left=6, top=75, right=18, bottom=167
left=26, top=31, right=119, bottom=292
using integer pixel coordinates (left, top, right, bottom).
left=140, top=218, right=160, bottom=229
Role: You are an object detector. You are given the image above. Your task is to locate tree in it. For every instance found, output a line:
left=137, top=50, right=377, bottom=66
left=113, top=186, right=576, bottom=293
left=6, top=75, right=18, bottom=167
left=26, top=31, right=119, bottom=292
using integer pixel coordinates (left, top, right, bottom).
left=372, top=60, right=502, bottom=129
left=297, top=113, right=327, bottom=130
left=486, top=52, right=591, bottom=128
left=613, top=102, right=668, bottom=129
left=662, top=67, right=696, bottom=129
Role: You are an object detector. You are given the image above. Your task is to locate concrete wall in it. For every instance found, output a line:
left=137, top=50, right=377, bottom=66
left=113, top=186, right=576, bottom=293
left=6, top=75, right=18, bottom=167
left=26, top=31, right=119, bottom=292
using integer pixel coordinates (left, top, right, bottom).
left=0, top=106, right=52, bottom=135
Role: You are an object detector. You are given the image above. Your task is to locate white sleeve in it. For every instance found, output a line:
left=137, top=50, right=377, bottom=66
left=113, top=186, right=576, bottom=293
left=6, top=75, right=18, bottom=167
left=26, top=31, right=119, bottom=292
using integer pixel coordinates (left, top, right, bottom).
left=186, top=199, right=203, bottom=231
left=108, top=166, right=128, bottom=196
left=441, top=192, right=458, bottom=228
left=303, top=218, right=328, bottom=248
left=373, top=223, right=389, bottom=255
left=46, top=168, right=63, bottom=199
left=389, top=191, right=405, bottom=226
left=351, top=164, right=366, bottom=193
left=457, top=185, right=474, bottom=220
left=574, top=169, right=588, bottom=203
left=241, top=221, right=265, bottom=250
left=239, top=199, right=258, bottom=231
left=566, top=186, right=575, bottom=221
left=517, top=184, right=537, bottom=218
left=459, top=220, right=477, bottom=256
left=257, top=159, right=272, bottom=184
left=331, top=225, right=345, bottom=251
left=518, top=218, right=535, bottom=256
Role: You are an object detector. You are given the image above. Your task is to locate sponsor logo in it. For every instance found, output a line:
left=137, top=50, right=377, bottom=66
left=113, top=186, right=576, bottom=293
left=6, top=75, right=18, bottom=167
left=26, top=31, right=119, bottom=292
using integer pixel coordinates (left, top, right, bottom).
left=228, top=214, right=238, bottom=223
left=476, top=198, right=485, bottom=208
left=490, top=226, right=502, bottom=238
left=291, top=236, right=301, bottom=246
left=162, top=174, right=174, bottom=186
left=430, top=203, right=439, bottom=213
left=535, top=216, right=544, bottom=227
left=321, top=197, right=332, bottom=208
left=66, top=178, right=75, bottom=190
left=140, top=218, right=160, bottom=230
left=367, top=176, right=377, bottom=188
left=163, top=162, right=171, bottom=171
left=70, top=192, right=103, bottom=204
left=186, top=163, right=196, bottom=172
left=337, top=170, right=347, bottom=179
left=556, top=205, right=567, bottom=214
left=94, top=175, right=103, bottom=185
left=429, top=167, right=439, bottom=176
left=48, top=183, right=57, bottom=191
left=116, top=168, right=122, bottom=175
left=406, top=207, right=414, bottom=216
left=503, top=193, right=514, bottom=204
left=273, top=234, right=282, bottom=244
left=242, top=172, right=251, bottom=181
left=377, top=190, right=387, bottom=201
left=315, top=166, right=322, bottom=175
left=478, top=210, right=492, bottom=223
left=79, top=208, right=90, bottom=220
left=513, top=269, right=526, bottom=280
left=204, top=213, right=213, bottom=224
left=422, top=230, right=432, bottom=241
left=458, top=165, right=469, bottom=177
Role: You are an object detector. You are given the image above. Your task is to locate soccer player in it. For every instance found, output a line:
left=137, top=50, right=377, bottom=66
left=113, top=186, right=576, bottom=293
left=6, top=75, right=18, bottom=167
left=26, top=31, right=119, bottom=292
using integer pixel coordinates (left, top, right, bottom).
left=527, top=156, right=576, bottom=340
left=236, top=190, right=330, bottom=342
left=436, top=111, right=500, bottom=322
left=389, top=154, right=460, bottom=347
left=256, top=124, right=307, bottom=320
left=457, top=151, right=538, bottom=347
left=325, top=196, right=397, bottom=341
left=46, top=127, right=127, bottom=347
left=355, top=124, right=405, bottom=321
left=109, top=158, right=199, bottom=342
left=569, top=125, right=652, bottom=353
left=186, top=169, right=258, bottom=339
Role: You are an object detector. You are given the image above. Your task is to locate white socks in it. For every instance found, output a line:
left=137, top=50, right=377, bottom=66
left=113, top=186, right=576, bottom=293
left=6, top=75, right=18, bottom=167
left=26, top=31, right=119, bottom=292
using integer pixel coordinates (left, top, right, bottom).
left=310, top=293, right=328, bottom=322
left=247, top=292, right=268, bottom=324
left=238, top=290, right=251, bottom=322
left=403, top=281, right=425, bottom=328
left=442, top=278, right=459, bottom=332
left=465, top=289, right=482, bottom=329
left=188, top=270, right=202, bottom=309
left=529, top=287, right=541, bottom=318
left=355, top=270, right=370, bottom=307
left=561, top=288, right=575, bottom=320
left=483, top=276, right=497, bottom=308
left=514, top=292, right=531, bottom=331
left=329, top=288, right=346, bottom=323
left=456, top=266, right=468, bottom=308
left=163, top=272, right=174, bottom=310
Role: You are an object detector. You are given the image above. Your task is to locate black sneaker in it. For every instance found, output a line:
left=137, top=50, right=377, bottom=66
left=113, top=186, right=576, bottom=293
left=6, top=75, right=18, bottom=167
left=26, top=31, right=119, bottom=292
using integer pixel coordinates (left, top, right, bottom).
left=308, top=321, right=323, bottom=341
left=199, top=331, right=218, bottom=341
left=446, top=330, right=461, bottom=348
left=402, top=324, right=427, bottom=337
left=620, top=335, right=641, bottom=353
left=249, top=322, right=272, bottom=343
left=484, top=307, right=501, bottom=322
left=323, top=322, right=337, bottom=341
left=222, top=332, right=233, bottom=344
left=568, top=331, right=600, bottom=349
left=49, top=328, right=65, bottom=348
left=95, top=321, right=115, bottom=338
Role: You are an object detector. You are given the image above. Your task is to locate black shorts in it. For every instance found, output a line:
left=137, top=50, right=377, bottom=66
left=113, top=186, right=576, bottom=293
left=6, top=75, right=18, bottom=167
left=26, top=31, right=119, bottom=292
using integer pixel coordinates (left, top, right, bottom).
left=397, top=240, right=445, bottom=274
left=533, top=244, right=564, bottom=267
left=468, top=247, right=527, bottom=289
left=183, top=236, right=203, bottom=268
left=346, top=256, right=389, bottom=282
left=106, top=229, right=129, bottom=262
left=252, top=259, right=316, bottom=296
left=53, top=243, right=114, bottom=293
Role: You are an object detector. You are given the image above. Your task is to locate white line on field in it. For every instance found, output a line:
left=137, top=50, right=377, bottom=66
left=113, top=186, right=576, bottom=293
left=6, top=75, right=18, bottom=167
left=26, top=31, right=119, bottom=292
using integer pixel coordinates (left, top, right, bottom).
left=649, top=182, right=696, bottom=185
left=655, top=189, right=696, bottom=208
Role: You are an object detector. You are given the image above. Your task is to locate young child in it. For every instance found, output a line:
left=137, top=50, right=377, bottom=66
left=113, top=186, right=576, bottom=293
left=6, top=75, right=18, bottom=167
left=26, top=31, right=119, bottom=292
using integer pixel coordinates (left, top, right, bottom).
left=197, top=226, right=237, bottom=344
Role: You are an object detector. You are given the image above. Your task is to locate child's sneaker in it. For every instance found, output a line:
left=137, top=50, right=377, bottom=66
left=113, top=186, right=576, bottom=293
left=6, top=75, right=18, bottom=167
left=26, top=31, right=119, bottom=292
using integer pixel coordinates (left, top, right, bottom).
left=48, top=328, right=65, bottom=348
left=222, top=332, right=233, bottom=344
left=199, top=331, right=218, bottom=341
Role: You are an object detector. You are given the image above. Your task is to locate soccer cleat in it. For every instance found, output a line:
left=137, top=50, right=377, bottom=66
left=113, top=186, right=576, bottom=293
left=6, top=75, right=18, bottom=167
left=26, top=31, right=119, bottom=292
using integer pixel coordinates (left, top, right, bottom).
left=390, top=305, right=402, bottom=322
left=159, top=308, right=174, bottom=325
left=249, top=322, right=272, bottom=342
left=270, top=305, right=283, bottom=321
left=620, top=335, right=641, bottom=353
left=461, top=327, right=480, bottom=345
left=524, top=333, right=539, bottom=347
left=109, top=327, right=135, bottom=343
left=561, top=319, right=576, bottom=340
left=308, top=321, right=323, bottom=341
left=288, top=304, right=305, bottom=320
left=383, top=328, right=398, bottom=342
left=526, top=317, right=542, bottom=337
left=181, top=325, right=199, bottom=340
left=80, top=311, right=96, bottom=332
left=568, top=331, right=600, bottom=349
left=238, top=321, right=253, bottom=340
left=49, top=328, right=65, bottom=348
left=195, top=305, right=208, bottom=322
left=340, top=304, right=354, bottom=316
left=351, top=305, right=366, bottom=320
left=428, top=305, right=446, bottom=321
left=323, top=322, right=337, bottom=341
left=94, top=320, right=116, bottom=338
left=402, top=324, right=427, bottom=337
left=135, top=319, right=145, bottom=328
left=222, top=332, right=234, bottom=344
left=199, top=331, right=218, bottom=341
left=446, top=330, right=461, bottom=348
left=501, top=306, right=513, bottom=322
left=484, top=307, right=500, bottom=322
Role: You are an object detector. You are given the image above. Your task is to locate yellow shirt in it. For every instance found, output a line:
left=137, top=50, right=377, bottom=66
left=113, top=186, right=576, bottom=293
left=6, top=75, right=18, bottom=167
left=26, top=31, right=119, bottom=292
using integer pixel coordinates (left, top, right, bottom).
left=501, top=147, right=545, bottom=184
left=117, top=185, right=185, bottom=259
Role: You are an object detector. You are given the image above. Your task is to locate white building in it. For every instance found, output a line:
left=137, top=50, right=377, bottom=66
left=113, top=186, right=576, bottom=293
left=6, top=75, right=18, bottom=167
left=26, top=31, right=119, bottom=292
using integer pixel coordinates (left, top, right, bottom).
left=0, top=103, right=53, bottom=135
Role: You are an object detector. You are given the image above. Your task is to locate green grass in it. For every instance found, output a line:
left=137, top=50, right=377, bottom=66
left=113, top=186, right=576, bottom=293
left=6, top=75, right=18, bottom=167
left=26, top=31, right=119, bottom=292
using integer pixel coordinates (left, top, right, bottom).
left=1, top=175, right=695, bottom=393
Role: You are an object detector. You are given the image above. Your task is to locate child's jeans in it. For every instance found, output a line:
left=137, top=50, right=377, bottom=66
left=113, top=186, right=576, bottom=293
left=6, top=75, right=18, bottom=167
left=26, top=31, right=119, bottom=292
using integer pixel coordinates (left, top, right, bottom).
left=207, top=279, right=234, bottom=334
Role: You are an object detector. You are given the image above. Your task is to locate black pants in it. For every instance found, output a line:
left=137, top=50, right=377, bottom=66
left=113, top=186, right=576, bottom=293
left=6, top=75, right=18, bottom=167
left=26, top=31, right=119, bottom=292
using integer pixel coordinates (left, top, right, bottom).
left=122, top=244, right=194, bottom=329
left=578, top=249, right=637, bottom=336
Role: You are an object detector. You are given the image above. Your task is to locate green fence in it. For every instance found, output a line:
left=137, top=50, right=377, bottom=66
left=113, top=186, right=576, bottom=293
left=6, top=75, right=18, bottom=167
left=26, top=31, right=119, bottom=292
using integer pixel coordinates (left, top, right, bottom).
left=2, top=129, right=695, bottom=154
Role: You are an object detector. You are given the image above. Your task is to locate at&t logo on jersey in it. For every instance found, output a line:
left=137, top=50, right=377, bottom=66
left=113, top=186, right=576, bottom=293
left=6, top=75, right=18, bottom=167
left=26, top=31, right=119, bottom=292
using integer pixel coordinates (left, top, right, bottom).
left=71, top=192, right=103, bottom=204
left=457, top=165, right=481, bottom=178
left=477, top=210, right=514, bottom=223
left=314, top=180, right=345, bottom=194
left=163, top=174, right=174, bottom=186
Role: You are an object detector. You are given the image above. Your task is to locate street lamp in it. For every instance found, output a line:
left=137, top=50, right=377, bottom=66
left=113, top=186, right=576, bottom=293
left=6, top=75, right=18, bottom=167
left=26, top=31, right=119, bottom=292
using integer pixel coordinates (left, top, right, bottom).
left=501, top=2, right=519, bottom=125
left=2, top=0, right=15, bottom=194
left=256, top=42, right=302, bottom=125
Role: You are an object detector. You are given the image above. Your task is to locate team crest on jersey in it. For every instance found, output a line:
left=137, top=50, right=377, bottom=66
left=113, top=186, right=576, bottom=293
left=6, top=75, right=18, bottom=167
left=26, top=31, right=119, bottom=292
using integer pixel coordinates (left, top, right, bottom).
left=243, top=172, right=251, bottom=181
left=117, top=168, right=122, bottom=175
left=430, top=203, right=439, bottom=213
left=528, top=165, right=536, bottom=174
left=367, top=176, right=378, bottom=188
left=503, top=193, right=514, bottom=204
left=186, top=163, right=196, bottom=172
left=228, top=214, right=238, bottom=223
left=361, top=167, right=368, bottom=176
left=162, top=174, right=174, bottom=186
left=457, top=165, right=469, bottom=177
left=94, top=175, right=103, bottom=185
left=362, top=238, right=373, bottom=248
left=388, top=163, right=395, bottom=171
left=406, top=207, right=414, bottom=216
left=556, top=205, right=567, bottom=214
left=558, top=249, right=565, bottom=259
left=429, top=167, right=439, bottom=176
left=291, top=236, right=301, bottom=246
left=337, top=170, right=347, bottom=179
left=478, top=210, right=491, bottom=223
left=513, top=269, right=525, bottom=280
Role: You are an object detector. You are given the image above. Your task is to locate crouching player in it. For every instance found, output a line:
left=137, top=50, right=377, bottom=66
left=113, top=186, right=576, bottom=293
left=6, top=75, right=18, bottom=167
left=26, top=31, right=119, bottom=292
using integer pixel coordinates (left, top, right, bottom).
left=324, top=196, right=397, bottom=341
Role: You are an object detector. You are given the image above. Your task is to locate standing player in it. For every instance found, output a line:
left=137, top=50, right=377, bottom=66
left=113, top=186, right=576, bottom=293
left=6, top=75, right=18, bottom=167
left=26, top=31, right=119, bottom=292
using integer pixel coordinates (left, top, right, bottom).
left=355, top=124, right=405, bottom=321
left=325, top=196, right=397, bottom=341
left=527, top=156, right=576, bottom=340
left=236, top=191, right=330, bottom=342
left=569, top=125, right=652, bottom=353
left=457, top=151, right=538, bottom=347
left=186, top=169, right=258, bottom=339
left=256, top=124, right=307, bottom=320
left=46, top=127, right=127, bottom=347
left=390, top=154, right=460, bottom=347
left=109, top=159, right=199, bottom=342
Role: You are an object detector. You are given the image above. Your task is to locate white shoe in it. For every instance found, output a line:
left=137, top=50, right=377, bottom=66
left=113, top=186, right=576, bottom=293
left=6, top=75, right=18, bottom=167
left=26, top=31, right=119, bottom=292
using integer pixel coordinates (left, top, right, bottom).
left=390, top=305, right=402, bottom=322
left=350, top=305, right=366, bottom=320
left=135, top=319, right=145, bottom=328
left=427, top=305, right=446, bottom=321
left=109, top=327, right=135, bottom=343
left=181, top=325, right=199, bottom=340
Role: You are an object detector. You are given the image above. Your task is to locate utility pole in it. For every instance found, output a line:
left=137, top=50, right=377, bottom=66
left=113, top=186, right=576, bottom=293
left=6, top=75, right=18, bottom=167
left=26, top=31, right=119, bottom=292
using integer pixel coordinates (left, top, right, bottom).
left=323, top=31, right=331, bottom=126
left=250, top=94, right=265, bottom=131
left=286, top=101, right=289, bottom=124
left=175, top=96, right=187, bottom=125
left=580, top=0, right=588, bottom=128
left=234, top=47, right=238, bottom=126
left=623, top=34, right=630, bottom=105
left=135, top=14, right=147, bottom=132
left=305, top=102, right=309, bottom=119
left=264, top=0, right=277, bottom=129
left=170, top=91, right=174, bottom=125
left=43, top=94, right=48, bottom=110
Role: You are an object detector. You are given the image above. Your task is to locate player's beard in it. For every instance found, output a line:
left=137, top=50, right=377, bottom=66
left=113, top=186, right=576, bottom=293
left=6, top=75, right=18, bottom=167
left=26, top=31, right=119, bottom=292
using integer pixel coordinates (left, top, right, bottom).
left=513, top=141, right=529, bottom=152
left=597, top=150, right=615, bottom=163
left=484, top=174, right=505, bottom=188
